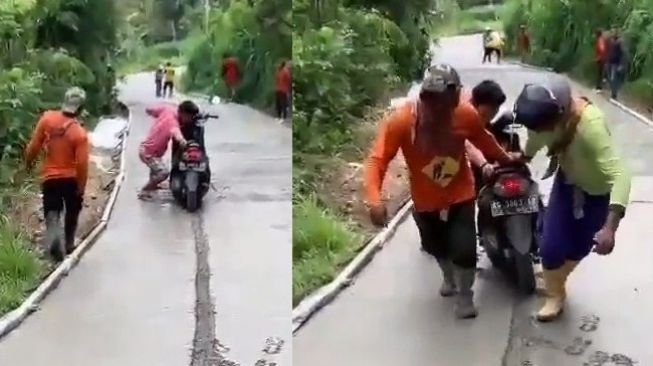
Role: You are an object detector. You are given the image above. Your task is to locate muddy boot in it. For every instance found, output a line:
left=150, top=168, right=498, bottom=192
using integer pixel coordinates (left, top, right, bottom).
left=536, top=260, right=578, bottom=322
left=45, top=211, right=64, bottom=262
left=454, top=267, right=478, bottom=319
left=436, top=258, right=457, bottom=297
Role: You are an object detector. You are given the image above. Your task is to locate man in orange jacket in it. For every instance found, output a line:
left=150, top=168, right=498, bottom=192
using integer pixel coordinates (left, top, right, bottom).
left=25, top=87, right=90, bottom=261
left=594, top=29, right=608, bottom=91
left=222, top=53, right=241, bottom=102
left=275, top=60, right=291, bottom=123
left=364, top=64, right=514, bottom=319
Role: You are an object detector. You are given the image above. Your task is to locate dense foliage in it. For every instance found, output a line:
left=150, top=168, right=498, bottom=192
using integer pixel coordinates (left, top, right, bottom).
left=0, top=0, right=119, bottom=172
left=292, top=0, right=433, bottom=303
left=502, top=0, right=653, bottom=103
left=182, top=0, right=291, bottom=106
left=293, top=0, right=432, bottom=192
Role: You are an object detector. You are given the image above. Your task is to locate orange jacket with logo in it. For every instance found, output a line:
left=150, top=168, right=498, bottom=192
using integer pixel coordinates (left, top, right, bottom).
left=364, top=100, right=510, bottom=212
left=25, top=110, right=90, bottom=192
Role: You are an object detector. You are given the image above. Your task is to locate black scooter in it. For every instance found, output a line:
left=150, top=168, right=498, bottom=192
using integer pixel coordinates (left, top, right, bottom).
left=477, top=114, right=543, bottom=294
left=170, top=113, right=217, bottom=212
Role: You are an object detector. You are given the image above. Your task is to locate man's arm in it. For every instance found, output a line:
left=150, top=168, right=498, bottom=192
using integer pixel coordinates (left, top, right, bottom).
left=25, top=115, right=47, bottom=169
left=364, top=112, right=403, bottom=207
left=522, top=129, right=547, bottom=162
left=145, top=105, right=164, bottom=118
left=74, top=131, right=90, bottom=195
left=465, top=110, right=511, bottom=164
left=465, top=140, right=487, bottom=168
left=581, top=118, right=631, bottom=223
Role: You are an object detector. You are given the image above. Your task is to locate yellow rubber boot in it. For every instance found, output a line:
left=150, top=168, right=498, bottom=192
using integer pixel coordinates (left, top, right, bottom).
left=536, top=260, right=577, bottom=322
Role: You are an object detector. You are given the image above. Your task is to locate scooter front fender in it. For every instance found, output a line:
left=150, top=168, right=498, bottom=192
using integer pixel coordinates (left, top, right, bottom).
left=502, top=214, right=533, bottom=255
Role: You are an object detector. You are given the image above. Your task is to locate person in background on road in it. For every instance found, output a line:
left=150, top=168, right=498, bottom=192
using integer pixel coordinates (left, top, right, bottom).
left=364, top=64, right=514, bottom=319
left=483, top=27, right=503, bottom=64
left=513, top=76, right=631, bottom=322
left=275, top=60, right=292, bottom=123
left=606, top=28, right=627, bottom=99
left=517, top=25, right=530, bottom=63
left=163, top=62, right=176, bottom=98
left=138, top=103, right=188, bottom=200
left=25, top=87, right=90, bottom=261
left=222, top=53, right=241, bottom=102
left=594, top=29, right=608, bottom=91
left=155, top=65, right=164, bottom=97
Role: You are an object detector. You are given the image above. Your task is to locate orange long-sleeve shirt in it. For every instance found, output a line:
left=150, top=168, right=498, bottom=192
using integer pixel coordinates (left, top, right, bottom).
left=25, top=110, right=90, bottom=192
left=364, top=100, right=510, bottom=212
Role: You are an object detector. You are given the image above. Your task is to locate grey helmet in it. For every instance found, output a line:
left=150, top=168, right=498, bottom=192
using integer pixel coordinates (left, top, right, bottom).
left=513, top=75, right=572, bottom=130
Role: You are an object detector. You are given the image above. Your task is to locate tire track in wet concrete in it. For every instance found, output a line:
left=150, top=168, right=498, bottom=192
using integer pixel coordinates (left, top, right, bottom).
left=190, top=214, right=222, bottom=366
left=188, top=195, right=287, bottom=366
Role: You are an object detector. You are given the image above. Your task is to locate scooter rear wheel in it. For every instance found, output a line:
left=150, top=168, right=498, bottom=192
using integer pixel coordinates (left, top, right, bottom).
left=513, top=251, right=536, bottom=294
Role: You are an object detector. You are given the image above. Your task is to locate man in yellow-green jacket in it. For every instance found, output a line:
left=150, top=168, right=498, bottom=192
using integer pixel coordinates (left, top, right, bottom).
left=513, top=76, right=631, bottom=322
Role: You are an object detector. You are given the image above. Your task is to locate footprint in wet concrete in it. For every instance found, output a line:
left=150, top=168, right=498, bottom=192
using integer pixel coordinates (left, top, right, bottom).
left=583, top=351, right=637, bottom=366
left=580, top=314, right=601, bottom=332
left=563, top=336, right=592, bottom=355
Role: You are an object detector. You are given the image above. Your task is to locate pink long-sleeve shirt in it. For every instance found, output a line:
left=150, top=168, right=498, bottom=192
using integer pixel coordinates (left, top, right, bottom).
left=140, top=104, right=183, bottom=158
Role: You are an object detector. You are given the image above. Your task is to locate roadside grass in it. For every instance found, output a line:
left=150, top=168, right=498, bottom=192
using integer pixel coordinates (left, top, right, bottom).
left=0, top=218, right=44, bottom=315
left=292, top=195, right=362, bottom=305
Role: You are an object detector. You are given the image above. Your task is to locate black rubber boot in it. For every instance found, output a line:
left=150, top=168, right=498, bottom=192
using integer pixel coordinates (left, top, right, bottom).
left=45, top=211, right=65, bottom=262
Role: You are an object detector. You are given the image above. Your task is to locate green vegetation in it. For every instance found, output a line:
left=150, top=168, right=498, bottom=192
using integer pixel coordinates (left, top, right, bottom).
left=292, top=0, right=432, bottom=304
left=0, top=0, right=120, bottom=313
left=502, top=0, right=653, bottom=104
left=433, top=0, right=503, bottom=36
left=183, top=0, right=291, bottom=107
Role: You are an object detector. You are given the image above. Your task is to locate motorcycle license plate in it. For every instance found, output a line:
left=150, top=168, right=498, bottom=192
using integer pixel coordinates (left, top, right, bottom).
left=179, top=161, right=206, bottom=171
left=490, top=196, right=539, bottom=217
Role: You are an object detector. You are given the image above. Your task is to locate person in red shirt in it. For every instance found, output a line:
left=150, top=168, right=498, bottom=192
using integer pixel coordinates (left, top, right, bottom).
left=25, top=87, right=90, bottom=261
left=364, top=64, right=513, bottom=319
left=595, top=29, right=608, bottom=91
left=222, top=53, right=241, bottom=102
left=517, top=25, right=530, bottom=63
left=275, top=60, right=291, bottom=122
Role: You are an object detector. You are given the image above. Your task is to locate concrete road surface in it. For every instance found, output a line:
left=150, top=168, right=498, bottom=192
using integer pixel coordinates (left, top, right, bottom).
left=294, top=35, right=653, bottom=366
left=0, top=73, right=291, bottom=365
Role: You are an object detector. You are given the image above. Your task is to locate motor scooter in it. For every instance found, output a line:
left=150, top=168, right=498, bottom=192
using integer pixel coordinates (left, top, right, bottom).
left=171, top=112, right=217, bottom=212
left=477, top=114, right=543, bottom=294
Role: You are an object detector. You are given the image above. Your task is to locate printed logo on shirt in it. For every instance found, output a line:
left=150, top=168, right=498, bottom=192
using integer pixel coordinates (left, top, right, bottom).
left=421, top=155, right=460, bottom=187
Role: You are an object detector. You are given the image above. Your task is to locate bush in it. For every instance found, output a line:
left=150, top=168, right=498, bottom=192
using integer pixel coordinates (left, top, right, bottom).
left=292, top=0, right=432, bottom=302
left=503, top=0, right=653, bottom=105
left=183, top=0, right=291, bottom=107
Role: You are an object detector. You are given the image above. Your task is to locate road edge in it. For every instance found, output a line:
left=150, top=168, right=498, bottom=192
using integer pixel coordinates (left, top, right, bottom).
left=292, top=200, right=414, bottom=334
left=0, top=106, right=132, bottom=340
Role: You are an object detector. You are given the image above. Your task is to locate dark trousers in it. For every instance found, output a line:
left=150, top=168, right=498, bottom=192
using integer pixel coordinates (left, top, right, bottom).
left=413, top=200, right=478, bottom=269
left=596, top=61, right=605, bottom=89
left=163, top=81, right=174, bottom=97
left=483, top=47, right=501, bottom=63
left=155, top=80, right=163, bottom=97
left=275, top=91, right=289, bottom=119
left=42, top=178, right=83, bottom=244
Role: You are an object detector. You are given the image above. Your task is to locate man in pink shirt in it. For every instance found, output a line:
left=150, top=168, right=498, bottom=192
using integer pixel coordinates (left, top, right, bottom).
left=138, top=103, right=187, bottom=199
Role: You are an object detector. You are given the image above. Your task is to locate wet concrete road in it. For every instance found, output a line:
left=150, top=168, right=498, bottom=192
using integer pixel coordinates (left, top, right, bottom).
left=294, top=35, right=653, bottom=366
left=0, top=73, right=291, bottom=365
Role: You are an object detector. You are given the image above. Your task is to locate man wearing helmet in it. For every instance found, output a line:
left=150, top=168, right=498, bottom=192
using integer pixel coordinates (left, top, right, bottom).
left=364, top=64, right=514, bottom=319
left=513, top=76, right=631, bottom=322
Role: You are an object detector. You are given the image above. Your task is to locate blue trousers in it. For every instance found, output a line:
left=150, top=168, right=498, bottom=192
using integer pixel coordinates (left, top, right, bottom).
left=540, top=171, right=609, bottom=270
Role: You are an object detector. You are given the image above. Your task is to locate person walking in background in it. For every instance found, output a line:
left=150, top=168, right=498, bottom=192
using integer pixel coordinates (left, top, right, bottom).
left=275, top=60, right=291, bottom=123
left=517, top=25, right=530, bottom=63
left=155, top=65, right=164, bottom=97
left=606, top=28, right=626, bottom=99
left=594, top=29, right=608, bottom=92
left=222, top=53, right=241, bottom=102
left=24, top=87, right=90, bottom=261
left=163, top=62, right=176, bottom=98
